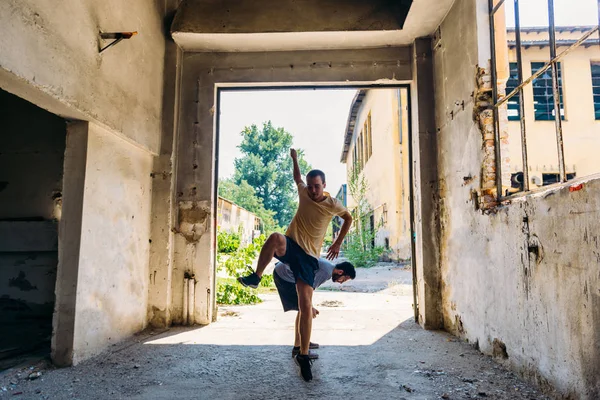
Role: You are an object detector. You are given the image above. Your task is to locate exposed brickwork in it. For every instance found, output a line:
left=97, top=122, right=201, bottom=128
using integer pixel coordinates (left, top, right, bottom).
left=473, top=65, right=511, bottom=209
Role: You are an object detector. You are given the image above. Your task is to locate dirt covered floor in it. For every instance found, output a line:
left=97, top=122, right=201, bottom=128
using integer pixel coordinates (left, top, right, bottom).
left=0, top=265, right=549, bottom=399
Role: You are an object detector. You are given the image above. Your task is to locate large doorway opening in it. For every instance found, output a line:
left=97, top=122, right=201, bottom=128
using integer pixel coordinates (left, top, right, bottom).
left=213, top=85, right=417, bottom=326
left=0, top=89, right=65, bottom=369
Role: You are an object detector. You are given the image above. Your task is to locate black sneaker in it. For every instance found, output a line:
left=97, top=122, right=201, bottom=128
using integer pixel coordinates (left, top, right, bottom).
left=291, top=347, right=319, bottom=359
left=237, top=272, right=261, bottom=289
left=295, top=354, right=313, bottom=381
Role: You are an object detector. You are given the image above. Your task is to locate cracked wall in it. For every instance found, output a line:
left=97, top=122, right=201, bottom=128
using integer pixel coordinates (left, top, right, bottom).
left=435, top=0, right=600, bottom=398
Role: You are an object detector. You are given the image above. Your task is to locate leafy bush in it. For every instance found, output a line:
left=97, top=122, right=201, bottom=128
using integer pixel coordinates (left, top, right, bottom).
left=217, top=279, right=262, bottom=305
left=259, top=273, right=274, bottom=287
left=216, top=235, right=266, bottom=305
left=344, top=229, right=385, bottom=268
left=217, top=230, right=241, bottom=254
left=343, top=164, right=386, bottom=268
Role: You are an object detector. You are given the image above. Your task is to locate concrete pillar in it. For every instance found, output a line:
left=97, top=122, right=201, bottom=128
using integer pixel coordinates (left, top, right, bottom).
left=52, top=121, right=89, bottom=366
left=411, top=38, right=443, bottom=329
left=147, top=22, right=183, bottom=327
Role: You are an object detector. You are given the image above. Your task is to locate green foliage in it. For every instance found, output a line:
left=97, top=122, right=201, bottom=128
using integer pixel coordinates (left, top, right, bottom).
left=217, top=279, right=262, bottom=305
left=217, top=229, right=240, bottom=254
left=323, top=223, right=333, bottom=249
left=233, top=121, right=311, bottom=227
left=259, top=273, right=274, bottom=287
left=218, top=178, right=279, bottom=234
left=216, top=235, right=267, bottom=305
left=343, top=164, right=386, bottom=268
left=343, top=231, right=385, bottom=268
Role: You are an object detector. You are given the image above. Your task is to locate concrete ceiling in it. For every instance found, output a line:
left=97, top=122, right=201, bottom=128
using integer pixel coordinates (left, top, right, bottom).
left=171, top=0, right=455, bottom=52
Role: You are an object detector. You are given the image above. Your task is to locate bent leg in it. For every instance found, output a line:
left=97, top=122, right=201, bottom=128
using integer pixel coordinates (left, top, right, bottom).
left=296, top=279, right=314, bottom=355
left=255, top=233, right=287, bottom=278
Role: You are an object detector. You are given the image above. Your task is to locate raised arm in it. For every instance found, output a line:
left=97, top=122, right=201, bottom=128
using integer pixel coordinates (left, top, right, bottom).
left=326, top=211, right=352, bottom=260
left=290, top=148, right=303, bottom=185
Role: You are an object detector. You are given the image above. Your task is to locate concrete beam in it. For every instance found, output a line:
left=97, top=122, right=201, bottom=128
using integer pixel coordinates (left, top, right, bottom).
left=171, top=0, right=454, bottom=52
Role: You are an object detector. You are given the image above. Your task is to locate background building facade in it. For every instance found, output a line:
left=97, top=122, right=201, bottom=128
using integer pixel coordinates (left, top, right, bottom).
left=340, top=88, right=411, bottom=261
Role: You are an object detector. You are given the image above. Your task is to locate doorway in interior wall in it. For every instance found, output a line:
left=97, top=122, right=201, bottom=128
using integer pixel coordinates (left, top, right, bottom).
left=0, top=89, right=65, bottom=370
left=213, top=85, right=416, bottom=323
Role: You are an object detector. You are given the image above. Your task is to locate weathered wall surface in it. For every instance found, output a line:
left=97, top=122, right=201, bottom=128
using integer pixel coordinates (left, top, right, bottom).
left=71, top=123, right=153, bottom=364
left=174, top=47, right=413, bottom=325
left=0, top=0, right=166, bottom=153
left=435, top=0, right=600, bottom=398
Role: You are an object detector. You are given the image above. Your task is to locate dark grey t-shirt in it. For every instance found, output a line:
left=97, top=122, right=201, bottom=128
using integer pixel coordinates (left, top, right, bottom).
left=274, top=258, right=335, bottom=289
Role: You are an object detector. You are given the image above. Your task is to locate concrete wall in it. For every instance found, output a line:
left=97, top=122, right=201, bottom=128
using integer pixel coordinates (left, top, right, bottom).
left=0, top=0, right=177, bottom=363
left=0, top=0, right=167, bottom=153
left=435, top=0, right=600, bottom=398
left=54, top=122, right=153, bottom=365
left=345, top=89, right=411, bottom=260
left=173, top=47, right=413, bottom=325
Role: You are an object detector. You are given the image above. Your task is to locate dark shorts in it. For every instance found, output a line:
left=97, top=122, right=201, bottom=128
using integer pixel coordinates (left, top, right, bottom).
left=273, top=270, right=299, bottom=312
left=275, top=236, right=319, bottom=287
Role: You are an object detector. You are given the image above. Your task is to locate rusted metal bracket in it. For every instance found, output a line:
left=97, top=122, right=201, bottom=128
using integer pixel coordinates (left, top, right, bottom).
left=99, top=31, right=138, bottom=53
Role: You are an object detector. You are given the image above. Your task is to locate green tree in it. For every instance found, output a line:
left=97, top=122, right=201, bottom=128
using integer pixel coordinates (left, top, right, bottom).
left=233, top=121, right=311, bottom=227
left=218, top=178, right=278, bottom=233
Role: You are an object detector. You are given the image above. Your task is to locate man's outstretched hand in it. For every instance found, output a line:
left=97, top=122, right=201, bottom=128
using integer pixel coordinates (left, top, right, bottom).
left=312, top=307, right=320, bottom=319
left=326, top=242, right=341, bottom=260
left=290, top=148, right=297, bottom=159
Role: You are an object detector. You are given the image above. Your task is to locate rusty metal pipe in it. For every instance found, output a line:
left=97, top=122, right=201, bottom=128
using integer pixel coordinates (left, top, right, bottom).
left=489, top=0, right=504, bottom=200
left=548, top=0, right=567, bottom=182
left=514, top=0, right=529, bottom=191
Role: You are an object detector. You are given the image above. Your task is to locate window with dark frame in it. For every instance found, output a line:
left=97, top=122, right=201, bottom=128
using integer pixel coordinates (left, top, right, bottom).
left=506, top=62, right=521, bottom=121
left=591, top=62, right=600, bottom=120
left=531, top=61, right=564, bottom=121
left=488, top=0, right=598, bottom=201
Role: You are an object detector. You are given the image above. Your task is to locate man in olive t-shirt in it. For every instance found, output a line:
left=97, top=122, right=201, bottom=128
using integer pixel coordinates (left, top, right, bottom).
left=238, top=148, right=353, bottom=381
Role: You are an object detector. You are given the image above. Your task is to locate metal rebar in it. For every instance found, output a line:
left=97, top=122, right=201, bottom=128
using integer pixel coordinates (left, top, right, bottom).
left=548, top=0, right=566, bottom=182
left=514, top=0, right=529, bottom=191
left=489, top=0, right=504, bottom=200
left=497, top=26, right=599, bottom=107
left=492, top=0, right=507, bottom=15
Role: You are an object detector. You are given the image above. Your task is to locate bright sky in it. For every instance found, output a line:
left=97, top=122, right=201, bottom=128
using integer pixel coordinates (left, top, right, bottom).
left=504, top=0, right=598, bottom=27
left=218, top=89, right=357, bottom=195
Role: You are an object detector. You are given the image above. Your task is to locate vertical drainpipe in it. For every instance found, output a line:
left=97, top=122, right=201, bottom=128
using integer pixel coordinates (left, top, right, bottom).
left=188, top=275, right=195, bottom=325
left=183, top=276, right=189, bottom=325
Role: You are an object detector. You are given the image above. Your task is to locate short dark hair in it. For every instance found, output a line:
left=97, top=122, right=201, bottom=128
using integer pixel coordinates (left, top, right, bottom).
left=335, top=261, right=356, bottom=279
left=306, top=169, right=326, bottom=184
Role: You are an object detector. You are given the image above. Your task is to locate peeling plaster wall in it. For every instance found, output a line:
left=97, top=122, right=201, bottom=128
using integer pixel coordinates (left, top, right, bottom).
left=435, top=0, right=600, bottom=398
left=71, top=123, right=153, bottom=364
left=0, top=0, right=166, bottom=153
left=174, top=48, right=413, bottom=325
